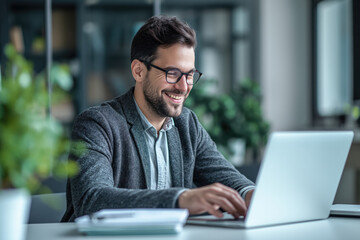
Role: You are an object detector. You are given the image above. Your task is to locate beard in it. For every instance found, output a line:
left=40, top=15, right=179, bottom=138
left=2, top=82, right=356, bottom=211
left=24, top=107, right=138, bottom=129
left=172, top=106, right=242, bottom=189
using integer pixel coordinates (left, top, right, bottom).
left=142, top=76, right=188, bottom=118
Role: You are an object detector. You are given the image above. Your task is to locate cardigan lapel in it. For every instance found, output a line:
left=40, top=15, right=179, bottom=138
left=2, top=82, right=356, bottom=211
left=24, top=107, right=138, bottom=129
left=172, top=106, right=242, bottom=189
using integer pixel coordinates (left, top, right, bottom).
left=167, top=127, right=184, bottom=187
left=130, top=124, right=151, bottom=188
left=118, top=88, right=151, bottom=188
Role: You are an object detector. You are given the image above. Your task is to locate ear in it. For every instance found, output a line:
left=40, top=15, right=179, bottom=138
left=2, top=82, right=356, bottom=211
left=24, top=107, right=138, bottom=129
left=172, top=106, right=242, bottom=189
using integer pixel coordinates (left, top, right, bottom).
left=131, top=59, right=147, bottom=83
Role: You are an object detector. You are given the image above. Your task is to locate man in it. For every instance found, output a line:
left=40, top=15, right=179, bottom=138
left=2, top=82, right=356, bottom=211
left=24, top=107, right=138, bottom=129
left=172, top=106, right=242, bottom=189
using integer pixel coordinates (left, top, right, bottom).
left=62, top=15, right=255, bottom=222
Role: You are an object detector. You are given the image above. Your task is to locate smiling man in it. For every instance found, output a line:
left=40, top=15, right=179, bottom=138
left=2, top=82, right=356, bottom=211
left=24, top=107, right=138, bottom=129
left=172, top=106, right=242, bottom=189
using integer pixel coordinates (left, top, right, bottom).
left=62, top=16, right=255, bottom=222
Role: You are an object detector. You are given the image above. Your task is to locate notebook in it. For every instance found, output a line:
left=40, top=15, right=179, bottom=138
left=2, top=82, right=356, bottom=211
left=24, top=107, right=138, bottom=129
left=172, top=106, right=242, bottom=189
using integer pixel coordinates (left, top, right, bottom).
left=75, top=209, right=188, bottom=235
left=187, top=131, right=354, bottom=228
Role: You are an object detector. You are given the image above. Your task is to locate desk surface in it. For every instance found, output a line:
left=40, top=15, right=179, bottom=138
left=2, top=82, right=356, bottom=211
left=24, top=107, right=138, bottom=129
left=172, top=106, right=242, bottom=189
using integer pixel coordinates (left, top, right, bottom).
left=27, top=217, right=360, bottom=240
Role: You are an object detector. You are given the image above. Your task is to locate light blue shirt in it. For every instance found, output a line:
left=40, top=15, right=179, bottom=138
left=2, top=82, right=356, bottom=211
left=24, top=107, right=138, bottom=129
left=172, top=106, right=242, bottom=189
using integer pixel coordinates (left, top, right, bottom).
left=133, top=98, right=253, bottom=199
left=134, top=99, right=173, bottom=190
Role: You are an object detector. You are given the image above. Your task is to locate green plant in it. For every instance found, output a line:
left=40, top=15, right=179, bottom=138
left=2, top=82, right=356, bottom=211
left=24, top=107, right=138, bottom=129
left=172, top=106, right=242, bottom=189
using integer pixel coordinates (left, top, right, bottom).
left=185, top=78, right=270, bottom=160
left=0, top=44, right=80, bottom=193
left=351, top=105, right=360, bottom=127
left=345, top=104, right=360, bottom=128
left=37, top=62, right=74, bottom=103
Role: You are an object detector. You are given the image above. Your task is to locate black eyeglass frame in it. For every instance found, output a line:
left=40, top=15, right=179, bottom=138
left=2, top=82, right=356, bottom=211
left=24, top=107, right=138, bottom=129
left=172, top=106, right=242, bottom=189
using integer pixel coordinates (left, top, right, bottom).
left=139, top=60, right=202, bottom=85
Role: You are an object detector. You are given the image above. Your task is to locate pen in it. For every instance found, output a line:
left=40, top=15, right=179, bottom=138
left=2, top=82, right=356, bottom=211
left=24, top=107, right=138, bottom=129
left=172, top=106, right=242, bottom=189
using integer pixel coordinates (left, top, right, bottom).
left=89, top=212, right=135, bottom=222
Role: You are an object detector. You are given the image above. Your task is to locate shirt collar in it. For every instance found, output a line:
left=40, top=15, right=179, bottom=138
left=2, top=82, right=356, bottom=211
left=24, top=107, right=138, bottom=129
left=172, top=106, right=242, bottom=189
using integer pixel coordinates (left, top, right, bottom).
left=133, top=96, right=174, bottom=132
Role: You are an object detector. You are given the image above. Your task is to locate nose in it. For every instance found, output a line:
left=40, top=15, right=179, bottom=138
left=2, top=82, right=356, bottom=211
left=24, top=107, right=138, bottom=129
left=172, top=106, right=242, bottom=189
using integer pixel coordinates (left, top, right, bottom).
left=174, top=74, right=188, bottom=92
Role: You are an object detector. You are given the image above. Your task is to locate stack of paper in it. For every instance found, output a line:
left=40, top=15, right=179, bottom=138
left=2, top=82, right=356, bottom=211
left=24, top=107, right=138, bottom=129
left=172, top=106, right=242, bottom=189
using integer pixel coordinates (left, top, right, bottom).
left=75, top=209, right=189, bottom=235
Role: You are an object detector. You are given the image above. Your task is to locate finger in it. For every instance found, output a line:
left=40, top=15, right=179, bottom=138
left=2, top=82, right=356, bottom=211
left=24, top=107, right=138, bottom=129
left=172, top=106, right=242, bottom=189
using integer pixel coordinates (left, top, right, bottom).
left=179, top=189, right=223, bottom=216
left=202, top=201, right=224, bottom=218
left=207, top=194, right=241, bottom=218
left=207, top=185, right=247, bottom=217
left=224, top=192, right=247, bottom=217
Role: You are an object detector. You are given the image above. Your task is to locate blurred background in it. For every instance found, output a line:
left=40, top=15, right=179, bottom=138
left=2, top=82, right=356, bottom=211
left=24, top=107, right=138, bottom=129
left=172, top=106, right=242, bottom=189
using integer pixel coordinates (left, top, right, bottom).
left=0, top=0, right=359, bottom=204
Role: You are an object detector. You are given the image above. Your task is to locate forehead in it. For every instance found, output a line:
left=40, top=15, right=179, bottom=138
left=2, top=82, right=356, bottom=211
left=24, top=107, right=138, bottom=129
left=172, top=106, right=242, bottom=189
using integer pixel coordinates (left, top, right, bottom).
left=154, top=43, right=195, bottom=69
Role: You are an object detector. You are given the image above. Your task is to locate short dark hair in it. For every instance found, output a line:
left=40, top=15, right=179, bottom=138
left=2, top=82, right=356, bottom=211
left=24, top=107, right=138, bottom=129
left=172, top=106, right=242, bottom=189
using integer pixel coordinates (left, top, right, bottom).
left=130, top=15, right=197, bottom=65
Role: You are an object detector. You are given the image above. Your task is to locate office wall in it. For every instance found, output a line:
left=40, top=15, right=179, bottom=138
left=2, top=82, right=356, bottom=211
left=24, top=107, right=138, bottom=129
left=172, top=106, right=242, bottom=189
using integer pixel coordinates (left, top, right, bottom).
left=260, top=0, right=311, bottom=131
left=259, top=0, right=359, bottom=203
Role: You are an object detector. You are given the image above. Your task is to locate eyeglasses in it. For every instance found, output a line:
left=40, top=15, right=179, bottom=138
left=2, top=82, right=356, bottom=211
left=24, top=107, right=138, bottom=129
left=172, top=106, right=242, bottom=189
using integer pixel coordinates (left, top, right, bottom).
left=140, top=60, right=202, bottom=85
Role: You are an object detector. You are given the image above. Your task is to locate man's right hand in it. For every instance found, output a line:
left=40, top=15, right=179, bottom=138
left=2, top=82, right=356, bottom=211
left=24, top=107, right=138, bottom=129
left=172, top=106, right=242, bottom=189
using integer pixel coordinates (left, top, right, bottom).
left=178, top=183, right=247, bottom=219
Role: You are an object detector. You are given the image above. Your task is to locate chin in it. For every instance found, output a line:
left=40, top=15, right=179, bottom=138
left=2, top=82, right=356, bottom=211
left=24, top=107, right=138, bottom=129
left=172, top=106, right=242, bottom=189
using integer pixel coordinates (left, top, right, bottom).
left=167, top=105, right=183, bottom=118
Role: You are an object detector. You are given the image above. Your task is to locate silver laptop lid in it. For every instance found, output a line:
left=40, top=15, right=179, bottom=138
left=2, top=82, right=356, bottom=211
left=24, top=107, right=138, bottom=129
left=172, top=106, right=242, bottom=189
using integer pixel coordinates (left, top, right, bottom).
left=245, top=131, right=354, bottom=228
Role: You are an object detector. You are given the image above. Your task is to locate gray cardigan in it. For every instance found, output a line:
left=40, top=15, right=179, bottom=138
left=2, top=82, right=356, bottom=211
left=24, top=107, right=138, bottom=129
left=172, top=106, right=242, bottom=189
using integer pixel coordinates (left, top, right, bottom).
left=62, top=88, right=254, bottom=222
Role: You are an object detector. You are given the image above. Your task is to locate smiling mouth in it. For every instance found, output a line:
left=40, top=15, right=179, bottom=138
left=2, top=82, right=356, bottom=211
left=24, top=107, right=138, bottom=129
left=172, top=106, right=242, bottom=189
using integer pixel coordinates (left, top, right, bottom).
left=167, top=93, right=182, bottom=100
left=164, top=92, right=184, bottom=102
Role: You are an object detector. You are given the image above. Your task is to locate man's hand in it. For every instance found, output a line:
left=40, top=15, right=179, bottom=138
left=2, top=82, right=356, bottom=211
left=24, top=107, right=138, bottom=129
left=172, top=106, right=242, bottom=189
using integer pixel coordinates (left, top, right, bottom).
left=245, top=189, right=254, bottom=208
left=178, top=183, right=247, bottom=219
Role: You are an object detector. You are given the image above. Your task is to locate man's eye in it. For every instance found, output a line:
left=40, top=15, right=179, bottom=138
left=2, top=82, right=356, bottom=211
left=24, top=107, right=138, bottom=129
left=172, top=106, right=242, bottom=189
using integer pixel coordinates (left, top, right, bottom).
left=167, top=70, right=180, bottom=77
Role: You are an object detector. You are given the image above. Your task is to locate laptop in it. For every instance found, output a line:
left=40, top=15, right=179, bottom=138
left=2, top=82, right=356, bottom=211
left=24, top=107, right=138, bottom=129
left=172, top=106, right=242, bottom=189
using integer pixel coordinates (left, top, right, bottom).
left=187, top=131, right=354, bottom=228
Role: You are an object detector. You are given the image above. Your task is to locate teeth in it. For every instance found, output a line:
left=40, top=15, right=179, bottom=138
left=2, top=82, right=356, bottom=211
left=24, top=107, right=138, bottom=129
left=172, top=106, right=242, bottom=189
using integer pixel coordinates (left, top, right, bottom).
left=168, top=94, right=182, bottom=100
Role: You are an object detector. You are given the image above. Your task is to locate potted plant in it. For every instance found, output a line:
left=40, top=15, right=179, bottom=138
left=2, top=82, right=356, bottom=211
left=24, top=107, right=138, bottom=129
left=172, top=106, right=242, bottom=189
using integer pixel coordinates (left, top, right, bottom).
left=185, top=78, right=270, bottom=166
left=348, top=104, right=360, bottom=128
left=0, top=44, right=79, bottom=240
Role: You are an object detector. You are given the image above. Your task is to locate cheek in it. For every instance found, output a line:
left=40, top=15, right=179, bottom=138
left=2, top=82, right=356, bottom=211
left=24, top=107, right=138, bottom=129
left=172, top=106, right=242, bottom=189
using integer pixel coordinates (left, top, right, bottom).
left=186, top=86, right=193, bottom=96
left=153, top=72, right=165, bottom=83
left=145, top=73, right=165, bottom=90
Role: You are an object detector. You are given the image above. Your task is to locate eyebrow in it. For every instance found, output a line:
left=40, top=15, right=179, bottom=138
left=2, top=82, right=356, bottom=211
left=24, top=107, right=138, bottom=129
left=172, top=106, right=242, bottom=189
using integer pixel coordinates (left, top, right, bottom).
left=164, top=66, right=196, bottom=73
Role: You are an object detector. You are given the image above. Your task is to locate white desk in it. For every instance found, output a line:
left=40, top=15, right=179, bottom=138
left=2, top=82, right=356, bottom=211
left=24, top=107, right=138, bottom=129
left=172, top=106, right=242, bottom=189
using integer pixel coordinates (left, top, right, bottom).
left=26, top=217, right=360, bottom=240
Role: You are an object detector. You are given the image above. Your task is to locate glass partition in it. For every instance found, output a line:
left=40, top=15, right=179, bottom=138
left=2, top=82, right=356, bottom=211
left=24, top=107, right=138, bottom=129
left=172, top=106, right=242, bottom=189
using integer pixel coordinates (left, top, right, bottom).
left=80, top=0, right=258, bottom=109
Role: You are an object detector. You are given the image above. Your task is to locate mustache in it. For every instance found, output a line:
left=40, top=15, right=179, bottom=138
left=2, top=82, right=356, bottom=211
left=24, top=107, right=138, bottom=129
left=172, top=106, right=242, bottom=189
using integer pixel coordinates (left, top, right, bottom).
left=163, top=89, right=188, bottom=96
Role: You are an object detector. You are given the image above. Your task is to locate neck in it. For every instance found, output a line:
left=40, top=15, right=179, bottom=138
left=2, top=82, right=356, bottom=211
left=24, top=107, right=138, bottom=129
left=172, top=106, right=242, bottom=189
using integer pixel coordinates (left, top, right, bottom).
left=134, top=87, right=166, bottom=132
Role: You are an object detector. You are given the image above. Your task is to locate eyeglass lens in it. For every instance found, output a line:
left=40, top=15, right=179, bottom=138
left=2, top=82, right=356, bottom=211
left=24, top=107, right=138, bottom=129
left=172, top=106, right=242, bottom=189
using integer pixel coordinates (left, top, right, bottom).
left=166, top=69, right=201, bottom=85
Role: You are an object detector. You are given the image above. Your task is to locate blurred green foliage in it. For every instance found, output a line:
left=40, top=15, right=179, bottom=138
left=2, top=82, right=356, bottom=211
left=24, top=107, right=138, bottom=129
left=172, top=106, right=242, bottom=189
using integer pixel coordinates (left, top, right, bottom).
left=36, top=61, right=74, bottom=104
left=345, top=104, right=360, bottom=127
left=185, top=78, right=270, bottom=159
left=0, top=44, right=81, bottom=193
